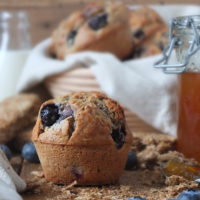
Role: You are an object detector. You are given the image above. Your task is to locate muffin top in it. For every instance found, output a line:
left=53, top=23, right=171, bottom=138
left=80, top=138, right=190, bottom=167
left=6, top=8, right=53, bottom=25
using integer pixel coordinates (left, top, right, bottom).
left=49, top=2, right=131, bottom=59
left=32, top=92, right=133, bottom=149
left=130, top=6, right=166, bottom=46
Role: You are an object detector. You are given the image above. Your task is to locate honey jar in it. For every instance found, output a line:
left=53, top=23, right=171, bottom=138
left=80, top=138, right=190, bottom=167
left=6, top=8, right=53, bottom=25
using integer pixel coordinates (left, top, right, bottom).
left=155, top=16, right=200, bottom=162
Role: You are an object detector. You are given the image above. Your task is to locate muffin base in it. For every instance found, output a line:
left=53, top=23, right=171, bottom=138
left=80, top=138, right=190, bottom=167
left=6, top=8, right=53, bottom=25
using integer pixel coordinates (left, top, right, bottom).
left=34, top=141, right=130, bottom=185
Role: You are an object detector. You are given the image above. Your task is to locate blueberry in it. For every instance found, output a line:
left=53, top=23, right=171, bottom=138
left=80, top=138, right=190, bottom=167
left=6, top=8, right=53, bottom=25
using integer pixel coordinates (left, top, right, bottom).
left=177, top=189, right=200, bottom=200
left=125, top=150, right=137, bottom=170
left=127, top=197, right=146, bottom=200
left=67, top=30, right=77, bottom=46
left=134, top=47, right=145, bottom=58
left=88, top=13, right=108, bottom=30
left=59, top=105, right=74, bottom=121
left=22, top=142, right=39, bottom=163
left=0, top=145, right=12, bottom=160
left=40, top=104, right=60, bottom=127
left=111, top=125, right=125, bottom=149
left=133, top=29, right=144, bottom=39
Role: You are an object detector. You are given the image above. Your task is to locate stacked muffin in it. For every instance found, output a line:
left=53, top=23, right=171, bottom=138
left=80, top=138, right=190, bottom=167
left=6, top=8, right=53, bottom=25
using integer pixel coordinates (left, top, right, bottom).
left=49, top=2, right=133, bottom=60
left=130, top=7, right=168, bottom=58
left=49, top=3, right=168, bottom=60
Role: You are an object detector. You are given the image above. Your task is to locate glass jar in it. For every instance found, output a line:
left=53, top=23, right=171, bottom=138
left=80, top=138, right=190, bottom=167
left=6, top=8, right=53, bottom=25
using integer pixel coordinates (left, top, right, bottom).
left=155, top=16, right=200, bottom=162
left=0, top=11, right=31, bottom=101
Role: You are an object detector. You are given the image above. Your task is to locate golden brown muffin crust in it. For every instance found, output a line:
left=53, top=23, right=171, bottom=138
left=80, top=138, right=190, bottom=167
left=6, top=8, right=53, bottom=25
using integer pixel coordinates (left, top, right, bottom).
left=33, top=92, right=132, bottom=147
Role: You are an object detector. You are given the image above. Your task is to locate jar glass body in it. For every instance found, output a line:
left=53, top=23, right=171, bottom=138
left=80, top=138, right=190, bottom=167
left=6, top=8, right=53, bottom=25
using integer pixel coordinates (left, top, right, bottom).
left=177, top=73, right=200, bottom=162
left=175, top=16, right=200, bottom=162
left=0, top=11, right=31, bottom=101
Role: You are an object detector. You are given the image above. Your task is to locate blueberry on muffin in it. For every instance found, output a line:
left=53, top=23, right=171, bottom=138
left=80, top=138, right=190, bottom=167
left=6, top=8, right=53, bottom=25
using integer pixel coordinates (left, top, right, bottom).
left=49, top=2, right=133, bottom=60
left=32, top=92, right=133, bottom=185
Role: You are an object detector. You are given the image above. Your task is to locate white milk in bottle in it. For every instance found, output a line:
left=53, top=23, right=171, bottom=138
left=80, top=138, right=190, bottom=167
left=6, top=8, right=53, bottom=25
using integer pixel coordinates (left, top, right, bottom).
left=0, top=50, right=30, bottom=100
left=0, top=11, right=31, bottom=101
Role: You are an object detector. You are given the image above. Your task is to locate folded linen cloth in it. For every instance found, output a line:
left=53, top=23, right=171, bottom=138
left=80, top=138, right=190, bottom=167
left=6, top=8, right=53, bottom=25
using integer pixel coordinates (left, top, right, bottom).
left=0, top=149, right=26, bottom=200
left=17, top=38, right=178, bottom=136
left=17, top=5, right=200, bottom=136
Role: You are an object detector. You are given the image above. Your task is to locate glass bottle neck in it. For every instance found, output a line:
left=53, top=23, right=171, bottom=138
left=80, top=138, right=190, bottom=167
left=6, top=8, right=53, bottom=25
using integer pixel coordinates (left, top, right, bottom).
left=0, top=11, right=32, bottom=50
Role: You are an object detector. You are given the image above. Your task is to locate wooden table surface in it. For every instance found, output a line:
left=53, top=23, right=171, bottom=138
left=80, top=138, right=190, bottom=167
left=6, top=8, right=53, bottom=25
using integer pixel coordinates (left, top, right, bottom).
left=0, top=0, right=199, bottom=45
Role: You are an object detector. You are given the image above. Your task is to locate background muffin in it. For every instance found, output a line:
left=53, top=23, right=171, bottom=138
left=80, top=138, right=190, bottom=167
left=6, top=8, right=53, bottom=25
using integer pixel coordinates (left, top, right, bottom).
left=133, top=26, right=169, bottom=58
left=129, top=7, right=168, bottom=58
left=32, top=92, right=133, bottom=185
left=130, top=6, right=166, bottom=45
left=49, top=2, right=133, bottom=60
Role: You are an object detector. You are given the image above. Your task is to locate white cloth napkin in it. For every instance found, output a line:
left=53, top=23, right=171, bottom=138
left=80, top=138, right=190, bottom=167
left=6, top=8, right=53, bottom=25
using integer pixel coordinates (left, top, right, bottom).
left=17, top=5, right=200, bottom=136
left=0, top=149, right=26, bottom=200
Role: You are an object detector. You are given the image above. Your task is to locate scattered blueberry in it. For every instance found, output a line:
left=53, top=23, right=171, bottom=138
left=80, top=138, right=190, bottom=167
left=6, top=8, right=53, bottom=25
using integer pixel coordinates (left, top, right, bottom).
left=22, top=142, right=40, bottom=163
left=127, top=197, right=146, bottom=200
left=0, top=145, right=12, bottom=160
left=177, top=189, right=200, bottom=200
left=125, top=150, right=137, bottom=170
left=133, top=29, right=144, bottom=39
left=40, top=104, right=60, bottom=127
left=67, top=30, right=77, bottom=46
left=88, top=12, right=108, bottom=30
left=111, top=125, right=125, bottom=149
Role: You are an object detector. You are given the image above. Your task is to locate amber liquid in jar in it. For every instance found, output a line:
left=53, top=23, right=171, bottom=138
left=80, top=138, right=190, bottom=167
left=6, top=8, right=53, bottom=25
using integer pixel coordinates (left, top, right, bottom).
left=177, top=73, right=200, bottom=162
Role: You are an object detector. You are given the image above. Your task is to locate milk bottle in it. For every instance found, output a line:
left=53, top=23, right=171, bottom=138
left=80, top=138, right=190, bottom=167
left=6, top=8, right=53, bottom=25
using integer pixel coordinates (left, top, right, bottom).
left=0, top=11, right=31, bottom=101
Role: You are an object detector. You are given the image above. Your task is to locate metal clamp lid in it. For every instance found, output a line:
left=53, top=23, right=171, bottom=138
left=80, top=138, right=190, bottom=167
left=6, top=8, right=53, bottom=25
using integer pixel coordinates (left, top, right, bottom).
left=154, top=16, right=200, bottom=74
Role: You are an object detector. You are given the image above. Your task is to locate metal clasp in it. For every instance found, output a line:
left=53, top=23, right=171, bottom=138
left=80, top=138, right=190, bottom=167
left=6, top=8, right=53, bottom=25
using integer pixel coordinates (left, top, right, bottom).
left=154, top=17, right=200, bottom=74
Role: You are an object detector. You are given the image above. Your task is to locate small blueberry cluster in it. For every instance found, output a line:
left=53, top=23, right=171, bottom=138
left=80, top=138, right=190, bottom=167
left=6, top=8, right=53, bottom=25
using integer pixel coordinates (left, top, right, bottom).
left=0, top=142, right=40, bottom=163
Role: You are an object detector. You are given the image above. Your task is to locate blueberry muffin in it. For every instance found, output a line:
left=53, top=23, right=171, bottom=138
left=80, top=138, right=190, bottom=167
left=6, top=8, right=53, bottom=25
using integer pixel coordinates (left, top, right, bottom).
left=49, top=2, right=133, bottom=60
left=32, top=92, right=133, bottom=185
left=130, top=6, right=166, bottom=46
left=133, top=27, right=169, bottom=58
